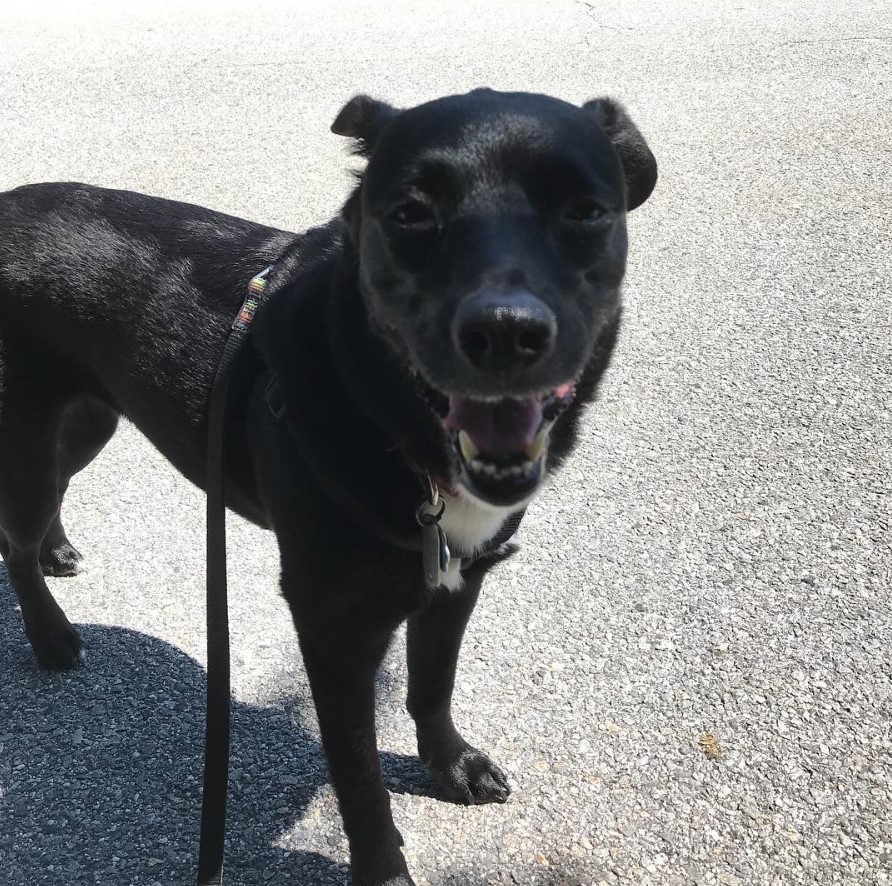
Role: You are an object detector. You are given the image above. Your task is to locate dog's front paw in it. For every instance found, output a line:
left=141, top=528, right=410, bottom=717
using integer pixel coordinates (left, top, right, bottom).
left=352, top=861, right=415, bottom=886
left=40, top=541, right=84, bottom=577
left=427, top=744, right=511, bottom=805
left=28, top=619, right=85, bottom=670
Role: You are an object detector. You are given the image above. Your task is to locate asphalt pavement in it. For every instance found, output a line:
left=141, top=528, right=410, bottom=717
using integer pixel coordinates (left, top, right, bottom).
left=1, top=1, right=890, bottom=884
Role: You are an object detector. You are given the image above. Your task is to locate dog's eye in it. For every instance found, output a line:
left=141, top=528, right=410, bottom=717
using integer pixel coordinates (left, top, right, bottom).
left=563, top=199, right=608, bottom=225
left=388, top=200, right=438, bottom=230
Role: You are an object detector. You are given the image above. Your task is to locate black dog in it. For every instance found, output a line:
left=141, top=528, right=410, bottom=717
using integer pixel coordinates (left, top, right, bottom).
left=0, top=89, right=656, bottom=885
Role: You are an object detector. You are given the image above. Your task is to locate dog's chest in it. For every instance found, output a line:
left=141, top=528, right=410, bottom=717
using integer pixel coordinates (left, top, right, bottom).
left=437, top=493, right=517, bottom=591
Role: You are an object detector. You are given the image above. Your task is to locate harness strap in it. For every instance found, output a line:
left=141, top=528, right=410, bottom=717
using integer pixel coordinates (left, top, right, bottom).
left=197, top=268, right=270, bottom=885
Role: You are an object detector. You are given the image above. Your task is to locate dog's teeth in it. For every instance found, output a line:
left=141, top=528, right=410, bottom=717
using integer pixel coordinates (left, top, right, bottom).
left=525, top=429, right=548, bottom=462
left=468, top=456, right=538, bottom=482
left=458, top=430, right=480, bottom=462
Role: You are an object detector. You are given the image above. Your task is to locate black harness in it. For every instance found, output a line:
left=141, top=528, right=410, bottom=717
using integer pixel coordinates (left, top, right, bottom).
left=196, top=267, right=524, bottom=883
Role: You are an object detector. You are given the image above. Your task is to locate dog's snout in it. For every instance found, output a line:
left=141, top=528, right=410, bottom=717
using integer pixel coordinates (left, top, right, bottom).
left=453, top=291, right=557, bottom=375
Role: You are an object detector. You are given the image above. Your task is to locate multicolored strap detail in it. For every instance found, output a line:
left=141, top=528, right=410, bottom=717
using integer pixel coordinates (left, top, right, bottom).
left=232, top=266, right=272, bottom=331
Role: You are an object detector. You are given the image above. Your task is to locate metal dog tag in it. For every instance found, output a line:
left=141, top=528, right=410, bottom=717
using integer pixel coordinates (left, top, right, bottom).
left=417, top=474, right=450, bottom=588
left=421, top=520, right=451, bottom=588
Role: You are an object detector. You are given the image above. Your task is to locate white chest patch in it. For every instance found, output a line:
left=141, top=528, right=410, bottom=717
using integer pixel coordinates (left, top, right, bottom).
left=437, top=491, right=520, bottom=591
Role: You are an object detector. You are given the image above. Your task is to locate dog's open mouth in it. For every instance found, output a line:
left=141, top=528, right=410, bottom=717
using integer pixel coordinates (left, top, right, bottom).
left=419, top=381, right=576, bottom=505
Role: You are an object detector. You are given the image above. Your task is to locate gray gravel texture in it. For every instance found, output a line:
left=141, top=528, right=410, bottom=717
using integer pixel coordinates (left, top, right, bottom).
left=1, top=1, right=890, bottom=884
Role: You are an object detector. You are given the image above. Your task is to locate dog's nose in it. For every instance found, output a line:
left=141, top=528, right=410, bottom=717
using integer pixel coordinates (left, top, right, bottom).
left=453, top=291, right=557, bottom=374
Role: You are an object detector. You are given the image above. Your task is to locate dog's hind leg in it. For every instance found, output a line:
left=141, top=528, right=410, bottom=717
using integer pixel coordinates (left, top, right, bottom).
left=38, top=397, right=118, bottom=577
left=406, top=563, right=511, bottom=805
left=0, top=366, right=107, bottom=668
left=0, top=433, right=84, bottom=668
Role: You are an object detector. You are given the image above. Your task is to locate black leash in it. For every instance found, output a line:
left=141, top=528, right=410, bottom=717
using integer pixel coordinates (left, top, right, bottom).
left=197, top=268, right=271, bottom=885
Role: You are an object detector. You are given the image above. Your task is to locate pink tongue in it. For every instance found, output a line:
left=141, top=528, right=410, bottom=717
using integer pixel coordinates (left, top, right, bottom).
left=445, top=395, right=542, bottom=456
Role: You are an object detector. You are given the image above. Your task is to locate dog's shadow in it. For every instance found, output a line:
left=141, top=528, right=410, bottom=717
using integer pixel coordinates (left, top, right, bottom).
left=0, top=564, right=432, bottom=885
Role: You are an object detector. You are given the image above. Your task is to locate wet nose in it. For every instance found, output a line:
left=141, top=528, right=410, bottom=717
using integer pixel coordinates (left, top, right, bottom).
left=453, top=291, right=557, bottom=375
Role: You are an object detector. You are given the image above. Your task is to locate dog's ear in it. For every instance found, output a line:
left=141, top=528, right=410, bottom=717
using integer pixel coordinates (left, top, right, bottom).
left=583, top=98, right=657, bottom=211
left=331, top=95, right=399, bottom=157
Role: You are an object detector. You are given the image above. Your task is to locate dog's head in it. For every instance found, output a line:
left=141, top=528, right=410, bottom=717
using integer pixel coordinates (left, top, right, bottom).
left=332, top=89, right=657, bottom=509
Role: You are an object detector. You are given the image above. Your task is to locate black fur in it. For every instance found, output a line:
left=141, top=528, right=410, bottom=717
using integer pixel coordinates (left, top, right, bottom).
left=0, top=89, right=656, bottom=885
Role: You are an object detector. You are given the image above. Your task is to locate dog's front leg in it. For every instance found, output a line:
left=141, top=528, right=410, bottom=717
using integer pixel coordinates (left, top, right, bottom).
left=406, top=564, right=511, bottom=805
left=299, top=628, right=414, bottom=886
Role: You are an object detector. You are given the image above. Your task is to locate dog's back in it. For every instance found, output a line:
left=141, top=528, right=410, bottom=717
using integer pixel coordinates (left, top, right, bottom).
left=0, top=182, right=293, bottom=450
left=0, top=183, right=292, bottom=384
